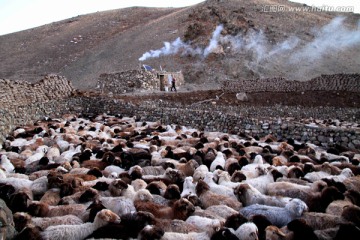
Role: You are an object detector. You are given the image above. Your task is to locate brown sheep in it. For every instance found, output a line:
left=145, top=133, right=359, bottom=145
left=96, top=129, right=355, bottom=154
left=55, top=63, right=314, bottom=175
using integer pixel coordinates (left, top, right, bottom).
left=195, top=180, right=242, bottom=210
left=134, top=197, right=195, bottom=220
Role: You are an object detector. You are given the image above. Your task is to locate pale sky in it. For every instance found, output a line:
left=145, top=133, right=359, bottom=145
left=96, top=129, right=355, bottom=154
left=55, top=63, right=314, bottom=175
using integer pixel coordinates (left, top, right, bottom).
left=0, top=0, right=359, bottom=36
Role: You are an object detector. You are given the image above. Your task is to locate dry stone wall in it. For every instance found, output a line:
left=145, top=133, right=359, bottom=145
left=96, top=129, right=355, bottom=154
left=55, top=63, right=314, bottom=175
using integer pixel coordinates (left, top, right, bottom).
left=0, top=74, right=74, bottom=110
left=1, top=95, right=359, bottom=150
left=97, top=70, right=160, bottom=94
left=97, top=70, right=185, bottom=94
left=0, top=74, right=359, bottom=150
left=222, top=74, right=360, bottom=92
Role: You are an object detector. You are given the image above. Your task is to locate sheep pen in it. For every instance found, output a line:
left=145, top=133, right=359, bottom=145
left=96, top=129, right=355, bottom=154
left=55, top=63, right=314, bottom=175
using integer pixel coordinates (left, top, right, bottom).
left=0, top=112, right=359, bottom=240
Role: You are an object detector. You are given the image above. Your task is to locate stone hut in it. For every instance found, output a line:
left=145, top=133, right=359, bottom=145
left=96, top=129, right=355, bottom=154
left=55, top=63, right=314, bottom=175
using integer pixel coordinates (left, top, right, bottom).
left=97, top=68, right=184, bottom=94
left=156, top=71, right=184, bottom=91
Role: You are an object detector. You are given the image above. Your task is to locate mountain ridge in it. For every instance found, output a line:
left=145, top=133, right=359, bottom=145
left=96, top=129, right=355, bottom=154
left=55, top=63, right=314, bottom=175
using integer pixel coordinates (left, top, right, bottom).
left=0, top=0, right=359, bottom=90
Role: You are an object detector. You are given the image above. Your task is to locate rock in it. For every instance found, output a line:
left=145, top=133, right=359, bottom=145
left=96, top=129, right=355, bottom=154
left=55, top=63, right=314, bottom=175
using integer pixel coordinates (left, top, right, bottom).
left=0, top=199, right=17, bottom=240
left=236, top=92, right=249, bottom=101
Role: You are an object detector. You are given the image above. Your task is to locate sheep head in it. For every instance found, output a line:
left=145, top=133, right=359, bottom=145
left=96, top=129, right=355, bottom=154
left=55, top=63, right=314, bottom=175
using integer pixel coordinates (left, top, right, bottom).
left=13, top=212, right=31, bottom=232
left=109, top=179, right=128, bottom=196
left=173, top=198, right=195, bottom=220
left=95, top=209, right=121, bottom=227
left=138, top=225, right=164, bottom=240
left=285, top=199, right=308, bottom=217
left=164, top=184, right=181, bottom=200
left=265, top=225, right=286, bottom=240
left=196, top=180, right=210, bottom=196
left=234, top=184, right=253, bottom=204
left=231, top=171, right=247, bottom=183
left=27, top=202, right=49, bottom=217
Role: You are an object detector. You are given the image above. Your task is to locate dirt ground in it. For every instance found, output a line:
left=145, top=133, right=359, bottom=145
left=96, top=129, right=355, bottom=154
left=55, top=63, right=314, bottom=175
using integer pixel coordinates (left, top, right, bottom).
left=114, top=89, right=359, bottom=108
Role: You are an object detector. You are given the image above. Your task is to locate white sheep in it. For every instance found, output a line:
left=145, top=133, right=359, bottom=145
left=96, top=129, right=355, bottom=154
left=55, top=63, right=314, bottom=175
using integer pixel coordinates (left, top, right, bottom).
left=41, top=209, right=120, bottom=240
left=203, top=172, right=237, bottom=200
left=217, top=171, right=241, bottom=189
left=235, top=183, right=304, bottom=208
left=25, top=145, right=48, bottom=166
left=30, top=175, right=49, bottom=196
left=234, top=222, right=259, bottom=240
left=210, top=152, right=226, bottom=172
left=14, top=212, right=83, bottom=230
left=193, top=164, right=209, bottom=182
left=181, top=176, right=197, bottom=197
left=0, top=177, right=33, bottom=191
left=0, top=155, right=15, bottom=173
left=99, top=196, right=136, bottom=216
left=185, top=215, right=223, bottom=232
left=240, top=198, right=308, bottom=227
left=323, top=168, right=354, bottom=182
left=205, top=204, right=239, bottom=219
left=244, top=169, right=277, bottom=194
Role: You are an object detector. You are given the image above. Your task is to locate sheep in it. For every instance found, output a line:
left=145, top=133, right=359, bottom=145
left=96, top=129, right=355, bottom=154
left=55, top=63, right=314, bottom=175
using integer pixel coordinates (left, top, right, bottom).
left=25, top=146, right=48, bottom=166
left=206, top=204, right=239, bottom=219
left=210, top=152, right=226, bottom=172
left=27, top=201, right=88, bottom=221
left=193, top=164, right=209, bottom=182
left=217, top=170, right=241, bottom=189
left=151, top=227, right=214, bottom=240
left=301, top=212, right=350, bottom=230
left=244, top=169, right=283, bottom=194
left=203, top=172, right=237, bottom=200
left=135, top=196, right=195, bottom=220
left=13, top=212, right=83, bottom=231
left=41, top=209, right=120, bottom=240
left=97, top=196, right=136, bottom=216
left=13, top=224, right=43, bottom=240
left=265, top=225, right=288, bottom=240
left=86, top=211, right=157, bottom=239
left=131, top=178, right=148, bottom=191
left=234, top=183, right=302, bottom=207
left=240, top=199, right=308, bottom=227
left=234, top=222, right=259, bottom=240
left=195, top=179, right=242, bottom=210
left=174, top=159, right=199, bottom=177
left=325, top=200, right=355, bottom=216
left=0, top=155, right=15, bottom=173
left=181, top=176, right=197, bottom=197
left=210, top=227, right=239, bottom=240
left=185, top=216, right=223, bottom=232
left=266, top=180, right=327, bottom=202
left=155, top=218, right=200, bottom=233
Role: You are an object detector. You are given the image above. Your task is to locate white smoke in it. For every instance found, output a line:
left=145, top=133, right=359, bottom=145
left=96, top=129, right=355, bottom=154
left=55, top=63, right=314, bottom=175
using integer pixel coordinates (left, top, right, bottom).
left=290, top=16, right=360, bottom=63
left=139, top=16, right=360, bottom=79
left=204, top=25, right=224, bottom=57
left=139, top=25, right=224, bottom=61
left=138, top=37, right=187, bottom=61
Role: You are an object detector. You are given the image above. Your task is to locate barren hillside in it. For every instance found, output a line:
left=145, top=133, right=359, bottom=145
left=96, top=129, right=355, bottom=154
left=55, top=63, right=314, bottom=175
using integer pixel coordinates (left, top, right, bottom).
left=0, top=0, right=359, bottom=90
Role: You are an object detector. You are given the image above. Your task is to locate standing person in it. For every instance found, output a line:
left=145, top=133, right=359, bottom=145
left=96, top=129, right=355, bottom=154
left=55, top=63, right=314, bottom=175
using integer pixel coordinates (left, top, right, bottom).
left=170, top=75, right=177, bottom=92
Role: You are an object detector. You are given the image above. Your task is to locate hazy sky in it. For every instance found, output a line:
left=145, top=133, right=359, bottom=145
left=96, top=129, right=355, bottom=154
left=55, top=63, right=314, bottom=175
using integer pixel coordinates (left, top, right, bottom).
left=0, top=0, right=359, bottom=36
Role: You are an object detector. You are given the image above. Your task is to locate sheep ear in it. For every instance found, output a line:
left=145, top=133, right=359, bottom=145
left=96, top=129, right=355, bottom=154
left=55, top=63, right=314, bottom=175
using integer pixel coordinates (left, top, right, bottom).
left=276, top=229, right=286, bottom=237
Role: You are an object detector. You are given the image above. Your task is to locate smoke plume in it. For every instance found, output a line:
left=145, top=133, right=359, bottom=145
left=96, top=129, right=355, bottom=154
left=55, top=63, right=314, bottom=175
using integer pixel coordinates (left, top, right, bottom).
left=139, top=16, right=360, bottom=79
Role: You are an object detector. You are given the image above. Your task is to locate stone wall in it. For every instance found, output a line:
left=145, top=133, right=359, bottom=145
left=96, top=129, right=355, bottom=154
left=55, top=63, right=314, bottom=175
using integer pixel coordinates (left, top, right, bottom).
left=0, top=74, right=359, bottom=150
left=0, top=74, right=75, bottom=110
left=97, top=70, right=159, bottom=94
left=1, top=95, right=359, bottom=150
left=222, top=74, right=360, bottom=92
left=97, top=70, right=185, bottom=94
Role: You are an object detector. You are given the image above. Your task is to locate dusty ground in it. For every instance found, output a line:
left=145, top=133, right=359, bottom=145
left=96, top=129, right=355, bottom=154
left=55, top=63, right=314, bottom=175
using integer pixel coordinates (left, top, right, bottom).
left=113, top=87, right=359, bottom=108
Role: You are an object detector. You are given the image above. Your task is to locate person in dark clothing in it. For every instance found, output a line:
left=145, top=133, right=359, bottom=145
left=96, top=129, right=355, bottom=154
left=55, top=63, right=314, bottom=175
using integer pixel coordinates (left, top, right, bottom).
left=170, top=75, right=177, bottom=92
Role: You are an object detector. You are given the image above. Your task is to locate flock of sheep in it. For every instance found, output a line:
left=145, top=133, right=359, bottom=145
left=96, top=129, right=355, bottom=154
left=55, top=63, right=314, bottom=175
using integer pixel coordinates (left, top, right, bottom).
left=0, top=113, right=359, bottom=240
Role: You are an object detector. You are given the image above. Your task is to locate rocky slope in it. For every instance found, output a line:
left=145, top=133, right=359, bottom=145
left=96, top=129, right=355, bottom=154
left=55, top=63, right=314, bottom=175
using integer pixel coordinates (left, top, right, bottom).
left=0, top=0, right=359, bottom=90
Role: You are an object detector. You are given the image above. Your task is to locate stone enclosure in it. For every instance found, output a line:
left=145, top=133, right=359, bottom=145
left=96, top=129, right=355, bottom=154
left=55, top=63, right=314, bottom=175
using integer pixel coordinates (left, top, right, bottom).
left=0, top=73, right=359, bottom=150
left=97, top=69, right=184, bottom=94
